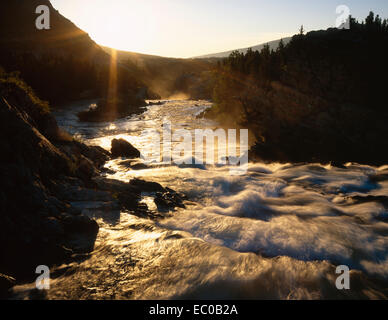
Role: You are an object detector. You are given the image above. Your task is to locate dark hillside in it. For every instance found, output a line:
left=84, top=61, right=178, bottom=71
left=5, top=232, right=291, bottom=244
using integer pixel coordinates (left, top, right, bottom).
left=105, top=48, right=217, bottom=99
left=0, top=0, right=146, bottom=106
left=208, top=13, right=388, bottom=165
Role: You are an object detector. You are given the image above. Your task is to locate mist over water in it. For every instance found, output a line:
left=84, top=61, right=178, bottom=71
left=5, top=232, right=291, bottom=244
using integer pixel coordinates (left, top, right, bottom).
left=13, top=100, right=388, bottom=299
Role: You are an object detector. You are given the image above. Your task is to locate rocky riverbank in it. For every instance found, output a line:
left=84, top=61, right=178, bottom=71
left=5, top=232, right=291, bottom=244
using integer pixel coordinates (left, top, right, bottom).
left=0, top=73, right=184, bottom=299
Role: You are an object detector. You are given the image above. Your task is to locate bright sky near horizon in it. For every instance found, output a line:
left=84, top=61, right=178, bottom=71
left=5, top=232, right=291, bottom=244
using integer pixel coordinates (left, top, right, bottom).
left=50, top=0, right=388, bottom=58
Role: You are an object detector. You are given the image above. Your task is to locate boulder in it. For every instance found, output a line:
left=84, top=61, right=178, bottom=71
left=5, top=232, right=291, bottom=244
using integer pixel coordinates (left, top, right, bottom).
left=111, top=138, right=140, bottom=159
left=154, top=190, right=186, bottom=211
left=129, top=178, right=165, bottom=192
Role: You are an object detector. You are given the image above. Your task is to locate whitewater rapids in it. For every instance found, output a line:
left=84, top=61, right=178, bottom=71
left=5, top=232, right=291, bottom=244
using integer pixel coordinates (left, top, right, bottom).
left=13, top=100, right=388, bottom=299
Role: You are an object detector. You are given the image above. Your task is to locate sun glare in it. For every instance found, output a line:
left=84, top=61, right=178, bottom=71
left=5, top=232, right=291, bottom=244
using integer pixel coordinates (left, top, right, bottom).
left=50, top=0, right=293, bottom=57
left=89, top=5, right=159, bottom=53
left=52, top=0, right=161, bottom=54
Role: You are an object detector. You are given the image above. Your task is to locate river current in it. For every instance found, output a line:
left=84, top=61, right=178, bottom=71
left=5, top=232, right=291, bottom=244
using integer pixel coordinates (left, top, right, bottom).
left=13, top=100, right=388, bottom=299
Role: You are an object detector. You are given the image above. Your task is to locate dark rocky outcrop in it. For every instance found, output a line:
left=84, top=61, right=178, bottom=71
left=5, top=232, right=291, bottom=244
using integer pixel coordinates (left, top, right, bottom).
left=0, top=74, right=186, bottom=297
left=0, top=74, right=105, bottom=297
left=58, top=140, right=110, bottom=168
left=111, top=138, right=141, bottom=159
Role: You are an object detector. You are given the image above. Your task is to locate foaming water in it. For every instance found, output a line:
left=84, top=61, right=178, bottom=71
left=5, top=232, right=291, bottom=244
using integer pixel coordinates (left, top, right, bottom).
left=13, top=100, right=388, bottom=299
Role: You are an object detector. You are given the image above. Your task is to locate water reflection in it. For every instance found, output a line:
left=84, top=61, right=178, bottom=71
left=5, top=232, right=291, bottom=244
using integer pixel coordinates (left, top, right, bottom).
left=14, top=100, right=387, bottom=300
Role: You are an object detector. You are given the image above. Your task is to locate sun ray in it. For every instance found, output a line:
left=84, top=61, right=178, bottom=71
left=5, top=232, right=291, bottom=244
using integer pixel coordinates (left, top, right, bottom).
left=107, top=48, right=118, bottom=120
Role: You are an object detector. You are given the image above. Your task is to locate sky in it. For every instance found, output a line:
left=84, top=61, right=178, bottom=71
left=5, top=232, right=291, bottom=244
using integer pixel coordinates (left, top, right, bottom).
left=50, top=0, right=388, bottom=58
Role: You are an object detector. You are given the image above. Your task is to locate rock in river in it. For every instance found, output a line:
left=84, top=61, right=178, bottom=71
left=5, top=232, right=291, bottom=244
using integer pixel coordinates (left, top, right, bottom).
left=111, top=138, right=141, bottom=159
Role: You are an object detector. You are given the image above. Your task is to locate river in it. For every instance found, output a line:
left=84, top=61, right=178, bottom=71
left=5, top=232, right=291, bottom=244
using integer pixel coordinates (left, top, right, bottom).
left=13, top=100, right=388, bottom=299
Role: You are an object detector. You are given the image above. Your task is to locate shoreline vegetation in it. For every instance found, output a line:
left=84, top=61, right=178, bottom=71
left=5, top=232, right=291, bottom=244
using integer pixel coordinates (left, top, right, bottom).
left=205, top=12, right=388, bottom=166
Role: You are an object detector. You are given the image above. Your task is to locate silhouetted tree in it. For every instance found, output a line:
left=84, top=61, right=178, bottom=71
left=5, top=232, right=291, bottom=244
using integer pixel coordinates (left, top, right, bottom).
left=210, top=12, right=388, bottom=164
left=366, top=11, right=375, bottom=27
